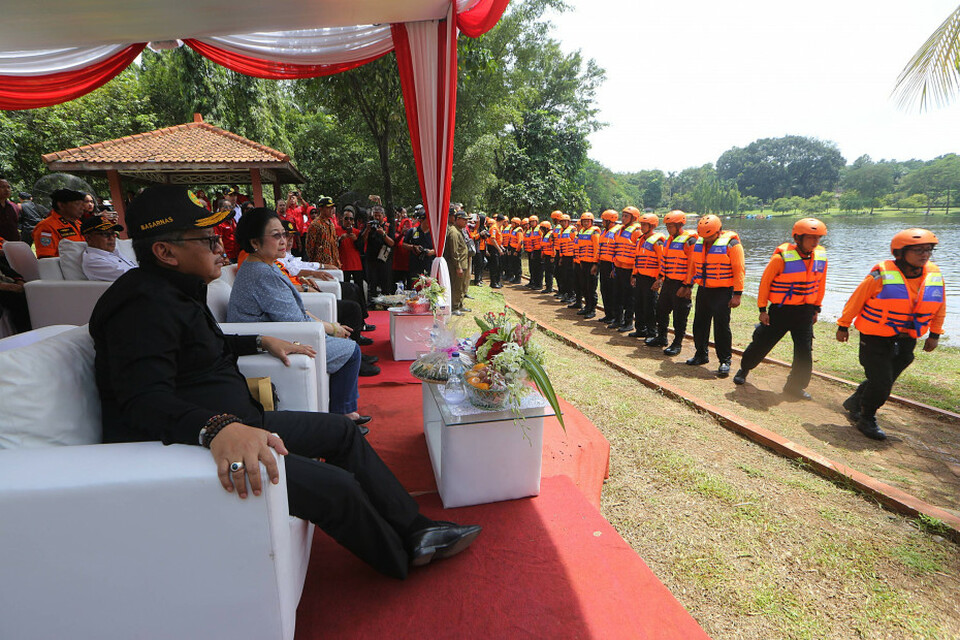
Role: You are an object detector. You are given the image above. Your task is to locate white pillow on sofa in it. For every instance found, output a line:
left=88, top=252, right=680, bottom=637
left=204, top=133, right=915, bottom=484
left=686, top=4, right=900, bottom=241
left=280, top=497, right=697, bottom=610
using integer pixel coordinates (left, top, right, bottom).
left=58, top=239, right=89, bottom=281
left=0, top=326, right=102, bottom=448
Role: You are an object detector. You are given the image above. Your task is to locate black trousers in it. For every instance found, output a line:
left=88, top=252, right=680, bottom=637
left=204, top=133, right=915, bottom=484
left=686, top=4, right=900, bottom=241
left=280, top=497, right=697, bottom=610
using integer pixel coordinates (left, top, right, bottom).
left=849, top=334, right=917, bottom=418
left=344, top=270, right=366, bottom=304
left=542, top=256, right=555, bottom=291
left=614, top=266, right=634, bottom=325
left=264, top=411, right=421, bottom=579
left=512, top=252, right=522, bottom=279
left=336, top=299, right=363, bottom=341
left=598, top=261, right=617, bottom=319
left=0, top=290, right=31, bottom=333
left=487, top=249, right=501, bottom=285
left=576, top=262, right=598, bottom=310
left=559, top=256, right=575, bottom=297
left=472, top=250, right=485, bottom=284
left=740, top=304, right=816, bottom=390
left=529, top=251, right=543, bottom=288
left=692, top=286, right=733, bottom=362
left=655, top=278, right=691, bottom=339
left=633, top=274, right=659, bottom=333
left=339, top=281, right=368, bottom=320
left=366, top=259, right=392, bottom=300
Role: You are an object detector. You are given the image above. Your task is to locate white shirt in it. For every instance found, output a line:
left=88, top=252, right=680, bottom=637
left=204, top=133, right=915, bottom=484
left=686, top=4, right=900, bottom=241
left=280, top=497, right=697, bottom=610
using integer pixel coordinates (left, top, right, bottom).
left=280, top=253, right=320, bottom=277
left=82, top=246, right=137, bottom=282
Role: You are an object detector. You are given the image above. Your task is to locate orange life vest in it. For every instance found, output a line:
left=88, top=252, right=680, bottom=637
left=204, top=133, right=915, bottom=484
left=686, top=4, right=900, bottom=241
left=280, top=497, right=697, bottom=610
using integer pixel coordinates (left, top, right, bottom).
left=612, top=223, right=641, bottom=270
left=662, top=231, right=697, bottom=281
left=575, top=226, right=601, bottom=263
left=523, top=229, right=535, bottom=252
left=510, top=228, right=523, bottom=251
left=558, top=225, right=576, bottom=257
left=691, top=231, right=739, bottom=287
left=599, top=224, right=621, bottom=262
left=854, top=261, right=945, bottom=339
left=541, top=230, right=555, bottom=257
left=767, top=243, right=827, bottom=306
left=634, top=232, right=667, bottom=277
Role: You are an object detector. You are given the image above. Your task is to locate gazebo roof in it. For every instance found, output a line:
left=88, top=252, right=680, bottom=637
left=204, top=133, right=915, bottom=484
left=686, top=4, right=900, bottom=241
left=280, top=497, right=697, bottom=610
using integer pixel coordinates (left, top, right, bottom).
left=42, top=115, right=305, bottom=185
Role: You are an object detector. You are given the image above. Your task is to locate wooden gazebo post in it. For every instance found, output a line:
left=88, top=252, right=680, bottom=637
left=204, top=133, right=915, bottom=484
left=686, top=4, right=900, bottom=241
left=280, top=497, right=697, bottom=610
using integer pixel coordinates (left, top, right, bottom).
left=250, top=169, right=263, bottom=207
left=107, top=169, right=127, bottom=236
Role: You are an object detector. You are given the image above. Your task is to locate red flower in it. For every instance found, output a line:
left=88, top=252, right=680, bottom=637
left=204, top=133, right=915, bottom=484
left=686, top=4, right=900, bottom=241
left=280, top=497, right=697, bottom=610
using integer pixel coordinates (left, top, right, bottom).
left=486, top=341, right=507, bottom=359
left=475, top=328, right=498, bottom=350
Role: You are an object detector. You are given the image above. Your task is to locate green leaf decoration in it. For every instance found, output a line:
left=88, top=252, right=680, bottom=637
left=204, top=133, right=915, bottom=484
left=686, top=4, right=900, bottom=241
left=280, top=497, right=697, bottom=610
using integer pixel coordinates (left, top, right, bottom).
left=523, top=355, right=565, bottom=431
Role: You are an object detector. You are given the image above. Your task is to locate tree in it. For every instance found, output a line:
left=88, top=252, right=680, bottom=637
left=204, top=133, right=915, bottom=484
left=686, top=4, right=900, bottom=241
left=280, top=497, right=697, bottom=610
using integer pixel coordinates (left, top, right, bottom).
left=902, top=154, right=960, bottom=214
left=843, top=158, right=894, bottom=214
left=642, top=178, right=662, bottom=209
left=893, top=5, right=960, bottom=110
left=716, top=135, right=845, bottom=201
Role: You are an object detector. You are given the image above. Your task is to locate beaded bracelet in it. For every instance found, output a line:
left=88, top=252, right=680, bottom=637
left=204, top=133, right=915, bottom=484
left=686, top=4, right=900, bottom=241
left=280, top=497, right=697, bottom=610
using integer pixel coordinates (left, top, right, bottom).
left=198, top=413, right=241, bottom=448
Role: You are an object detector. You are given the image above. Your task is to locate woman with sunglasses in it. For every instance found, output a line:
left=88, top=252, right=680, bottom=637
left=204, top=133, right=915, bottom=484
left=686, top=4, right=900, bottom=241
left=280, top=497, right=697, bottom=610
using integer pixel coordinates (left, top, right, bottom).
left=227, top=208, right=370, bottom=426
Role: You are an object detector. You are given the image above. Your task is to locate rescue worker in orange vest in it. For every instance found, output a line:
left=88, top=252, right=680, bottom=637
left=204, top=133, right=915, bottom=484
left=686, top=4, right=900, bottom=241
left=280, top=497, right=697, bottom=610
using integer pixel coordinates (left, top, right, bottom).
left=836, top=229, right=945, bottom=440
left=679, top=215, right=745, bottom=377
left=596, top=210, right=622, bottom=325
left=546, top=210, right=563, bottom=294
left=734, top=218, right=828, bottom=399
left=557, top=214, right=577, bottom=304
left=648, top=210, right=697, bottom=354
left=33, top=188, right=86, bottom=258
left=470, top=214, right=487, bottom=286
left=508, top=217, right=524, bottom=284
left=486, top=217, right=504, bottom=288
left=570, top=212, right=601, bottom=318
left=629, top=213, right=666, bottom=338
left=539, top=221, right=557, bottom=293
left=525, top=215, right=544, bottom=289
left=611, top=206, right=643, bottom=332
left=500, top=217, right=515, bottom=282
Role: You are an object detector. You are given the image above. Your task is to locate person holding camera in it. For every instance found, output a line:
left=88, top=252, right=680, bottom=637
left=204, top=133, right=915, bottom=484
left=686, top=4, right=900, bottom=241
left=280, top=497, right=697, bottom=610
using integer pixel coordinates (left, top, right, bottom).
left=362, top=201, right=394, bottom=301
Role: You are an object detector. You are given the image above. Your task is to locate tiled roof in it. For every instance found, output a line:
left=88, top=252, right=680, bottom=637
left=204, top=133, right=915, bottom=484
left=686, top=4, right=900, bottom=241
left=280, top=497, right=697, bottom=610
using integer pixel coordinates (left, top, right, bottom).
left=42, top=121, right=290, bottom=166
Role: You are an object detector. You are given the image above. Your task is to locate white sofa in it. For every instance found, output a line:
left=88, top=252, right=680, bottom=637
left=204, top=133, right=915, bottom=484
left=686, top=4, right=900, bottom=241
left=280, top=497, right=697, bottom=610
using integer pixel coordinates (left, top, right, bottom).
left=0, top=325, right=321, bottom=640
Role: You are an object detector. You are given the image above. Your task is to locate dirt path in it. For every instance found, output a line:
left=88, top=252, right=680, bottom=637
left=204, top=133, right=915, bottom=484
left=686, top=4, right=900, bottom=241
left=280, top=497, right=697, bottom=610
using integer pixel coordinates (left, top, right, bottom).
left=500, top=283, right=960, bottom=518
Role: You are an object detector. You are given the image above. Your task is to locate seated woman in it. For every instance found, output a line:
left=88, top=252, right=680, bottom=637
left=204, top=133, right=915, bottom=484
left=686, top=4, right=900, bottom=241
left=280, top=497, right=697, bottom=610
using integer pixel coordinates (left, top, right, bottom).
left=228, top=208, right=370, bottom=426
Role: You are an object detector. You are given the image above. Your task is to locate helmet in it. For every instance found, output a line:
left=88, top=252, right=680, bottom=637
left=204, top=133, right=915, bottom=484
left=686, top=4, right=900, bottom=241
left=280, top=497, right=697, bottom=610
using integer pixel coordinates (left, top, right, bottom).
left=529, top=215, right=538, bottom=222
left=664, top=210, right=687, bottom=225
left=551, top=210, right=564, bottom=220
left=580, top=212, right=595, bottom=221
left=486, top=218, right=497, bottom=226
left=601, top=209, right=619, bottom=222
left=697, top=215, right=722, bottom=236
left=640, top=213, right=659, bottom=227
left=792, top=217, right=827, bottom=237
left=621, top=206, right=641, bottom=220
left=511, top=217, right=521, bottom=225
left=891, top=228, right=939, bottom=253
left=539, top=221, right=552, bottom=229
left=561, top=214, right=571, bottom=221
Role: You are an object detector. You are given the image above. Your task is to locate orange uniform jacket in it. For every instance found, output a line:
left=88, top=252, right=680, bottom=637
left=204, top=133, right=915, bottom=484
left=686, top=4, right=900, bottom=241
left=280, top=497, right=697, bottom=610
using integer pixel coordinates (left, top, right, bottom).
left=757, top=244, right=827, bottom=309
left=33, top=213, right=82, bottom=258
left=686, top=232, right=746, bottom=293
left=575, top=226, right=601, bottom=263
left=838, top=262, right=946, bottom=337
left=598, top=224, right=621, bottom=263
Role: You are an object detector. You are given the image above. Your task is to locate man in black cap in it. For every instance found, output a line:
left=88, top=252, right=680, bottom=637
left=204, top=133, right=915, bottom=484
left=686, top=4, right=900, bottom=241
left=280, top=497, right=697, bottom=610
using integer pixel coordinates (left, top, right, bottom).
left=80, top=216, right=137, bottom=281
left=89, top=185, right=481, bottom=580
left=33, top=188, right=86, bottom=258
left=17, top=191, right=47, bottom=246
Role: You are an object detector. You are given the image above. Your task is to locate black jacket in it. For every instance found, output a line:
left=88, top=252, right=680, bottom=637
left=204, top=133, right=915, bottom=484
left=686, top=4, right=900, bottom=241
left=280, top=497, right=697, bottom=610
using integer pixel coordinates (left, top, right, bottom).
left=89, top=264, right=262, bottom=445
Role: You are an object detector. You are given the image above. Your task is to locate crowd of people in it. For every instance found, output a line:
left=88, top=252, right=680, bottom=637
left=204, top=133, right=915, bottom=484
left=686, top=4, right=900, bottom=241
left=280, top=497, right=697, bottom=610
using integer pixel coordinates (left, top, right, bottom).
left=474, top=207, right=946, bottom=442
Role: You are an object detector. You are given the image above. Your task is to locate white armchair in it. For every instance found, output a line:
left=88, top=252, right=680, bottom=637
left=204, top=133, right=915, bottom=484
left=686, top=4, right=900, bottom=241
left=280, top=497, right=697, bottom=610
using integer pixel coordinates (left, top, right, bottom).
left=0, top=325, right=318, bottom=640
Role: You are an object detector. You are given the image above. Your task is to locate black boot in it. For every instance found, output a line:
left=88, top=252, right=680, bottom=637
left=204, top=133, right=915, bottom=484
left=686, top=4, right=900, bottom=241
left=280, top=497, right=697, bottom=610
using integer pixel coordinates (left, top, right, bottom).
left=685, top=353, right=709, bottom=365
left=618, top=323, right=635, bottom=333
left=733, top=368, right=748, bottom=385
left=582, top=309, right=596, bottom=319
left=567, top=301, right=582, bottom=310
left=645, top=334, right=668, bottom=347
left=663, top=339, right=683, bottom=356
left=842, top=395, right=861, bottom=421
left=855, top=416, right=886, bottom=440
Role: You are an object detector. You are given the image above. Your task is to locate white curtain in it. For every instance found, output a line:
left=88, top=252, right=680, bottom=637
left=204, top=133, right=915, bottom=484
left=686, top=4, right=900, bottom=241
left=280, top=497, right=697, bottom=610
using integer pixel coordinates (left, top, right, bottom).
left=199, top=25, right=393, bottom=65
left=0, top=44, right=133, bottom=75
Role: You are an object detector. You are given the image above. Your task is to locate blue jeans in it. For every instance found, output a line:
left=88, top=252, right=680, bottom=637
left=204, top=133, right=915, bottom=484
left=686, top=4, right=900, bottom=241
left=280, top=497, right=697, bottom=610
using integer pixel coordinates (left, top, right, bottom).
left=328, top=343, right=361, bottom=414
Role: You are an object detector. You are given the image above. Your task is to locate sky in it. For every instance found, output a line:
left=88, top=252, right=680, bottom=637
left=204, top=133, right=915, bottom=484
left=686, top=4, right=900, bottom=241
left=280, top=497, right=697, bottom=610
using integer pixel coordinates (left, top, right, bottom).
left=545, top=0, right=960, bottom=174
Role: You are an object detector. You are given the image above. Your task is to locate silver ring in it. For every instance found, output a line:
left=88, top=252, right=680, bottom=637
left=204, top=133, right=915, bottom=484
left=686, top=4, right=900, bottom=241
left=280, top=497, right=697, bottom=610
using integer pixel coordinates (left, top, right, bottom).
left=229, top=461, right=245, bottom=473
left=293, top=341, right=301, bottom=345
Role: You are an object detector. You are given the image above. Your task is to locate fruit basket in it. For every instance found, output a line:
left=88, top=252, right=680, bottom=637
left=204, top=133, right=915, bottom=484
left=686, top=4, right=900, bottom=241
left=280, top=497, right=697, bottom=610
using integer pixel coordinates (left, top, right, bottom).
left=466, top=383, right=510, bottom=410
left=403, top=298, right=432, bottom=314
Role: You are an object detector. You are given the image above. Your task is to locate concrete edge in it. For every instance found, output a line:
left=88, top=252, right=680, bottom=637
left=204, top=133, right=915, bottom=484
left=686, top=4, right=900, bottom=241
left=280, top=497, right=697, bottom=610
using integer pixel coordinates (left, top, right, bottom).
left=506, top=300, right=960, bottom=543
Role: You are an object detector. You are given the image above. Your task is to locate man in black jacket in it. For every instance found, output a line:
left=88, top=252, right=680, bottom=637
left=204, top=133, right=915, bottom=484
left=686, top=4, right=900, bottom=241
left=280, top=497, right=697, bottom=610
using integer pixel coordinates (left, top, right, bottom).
left=89, top=186, right=480, bottom=580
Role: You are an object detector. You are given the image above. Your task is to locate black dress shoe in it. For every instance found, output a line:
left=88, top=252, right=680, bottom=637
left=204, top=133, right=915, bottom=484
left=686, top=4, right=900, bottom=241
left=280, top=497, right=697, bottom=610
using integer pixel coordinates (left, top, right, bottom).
left=842, top=395, right=861, bottom=421
left=362, top=323, right=377, bottom=332
left=361, top=354, right=379, bottom=364
left=733, top=369, right=748, bottom=385
left=567, top=303, right=582, bottom=310
left=542, top=288, right=553, bottom=293
left=717, top=362, right=731, bottom=377
left=491, top=283, right=502, bottom=288
left=663, top=342, right=682, bottom=356
left=855, top=416, right=886, bottom=440
left=582, top=310, right=596, bottom=319
left=353, top=415, right=373, bottom=426
left=784, top=387, right=812, bottom=400
left=597, top=316, right=612, bottom=323
left=606, top=319, right=621, bottom=329
left=645, top=335, right=668, bottom=347
left=617, top=323, right=634, bottom=333
left=685, top=354, right=709, bottom=366
left=357, top=336, right=374, bottom=346
left=576, top=308, right=589, bottom=316
left=359, top=362, right=381, bottom=376
left=358, top=425, right=370, bottom=437
left=406, top=522, right=483, bottom=567
left=627, top=330, right=644, bottom=338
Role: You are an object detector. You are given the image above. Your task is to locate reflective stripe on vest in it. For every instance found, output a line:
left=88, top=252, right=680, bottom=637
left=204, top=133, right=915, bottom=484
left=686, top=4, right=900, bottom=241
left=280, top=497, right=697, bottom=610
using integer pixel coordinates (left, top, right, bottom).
left=599, top=224, right=621, bottom=262
left=854, top=261, right=945, bottom=338
left=692, top=231, right=737, bottom=287
left=634, top=232, right=667, bottom=277
left=768, top=243, right=827, bottom=306
left=542, top=230, right=555, bottom=256
left=613, top=223, right=641, bottom=269
left=576, top=226, right=601, bottom=262
left=662, top=231, right=695, bottom=280
left=523, top=229, right=535, bottom=252
left=559, top=226, right=576, bottom=256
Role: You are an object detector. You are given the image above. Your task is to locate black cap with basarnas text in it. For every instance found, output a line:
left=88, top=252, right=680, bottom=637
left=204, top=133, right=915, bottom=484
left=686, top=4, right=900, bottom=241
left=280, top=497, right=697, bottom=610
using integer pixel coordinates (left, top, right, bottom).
left=125, top=186, right=232, bottom=239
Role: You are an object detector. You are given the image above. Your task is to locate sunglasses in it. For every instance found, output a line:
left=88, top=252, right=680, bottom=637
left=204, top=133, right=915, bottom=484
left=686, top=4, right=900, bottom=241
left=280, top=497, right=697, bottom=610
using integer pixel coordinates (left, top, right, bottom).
left=263, top=232, right=285, bottom=242
left=176, top=234, right=223, bottom=252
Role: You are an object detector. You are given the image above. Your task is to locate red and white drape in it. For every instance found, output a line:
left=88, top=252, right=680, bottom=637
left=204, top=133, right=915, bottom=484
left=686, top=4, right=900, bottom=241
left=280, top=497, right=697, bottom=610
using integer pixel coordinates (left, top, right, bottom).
left=0, top=0, right=509, bottom=244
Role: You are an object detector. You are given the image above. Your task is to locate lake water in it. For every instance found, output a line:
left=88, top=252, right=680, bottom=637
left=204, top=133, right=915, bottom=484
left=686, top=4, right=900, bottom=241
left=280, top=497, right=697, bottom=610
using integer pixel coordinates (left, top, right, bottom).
left=717, top=214, right=959, bottom=345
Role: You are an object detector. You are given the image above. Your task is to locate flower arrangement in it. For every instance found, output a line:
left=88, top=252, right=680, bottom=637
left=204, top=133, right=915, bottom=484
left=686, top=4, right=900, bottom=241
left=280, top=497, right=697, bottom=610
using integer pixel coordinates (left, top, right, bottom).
left=410, top=274, right=446, bottom=316
left=467, top=310, right=564, bottom=429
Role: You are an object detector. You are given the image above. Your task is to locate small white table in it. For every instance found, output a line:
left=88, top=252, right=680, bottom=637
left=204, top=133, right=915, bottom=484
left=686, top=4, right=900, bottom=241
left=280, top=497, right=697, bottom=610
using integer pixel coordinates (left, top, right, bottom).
left=421, top=383, right=556, bottom=508
left=388, top=306, right=436, bottom=361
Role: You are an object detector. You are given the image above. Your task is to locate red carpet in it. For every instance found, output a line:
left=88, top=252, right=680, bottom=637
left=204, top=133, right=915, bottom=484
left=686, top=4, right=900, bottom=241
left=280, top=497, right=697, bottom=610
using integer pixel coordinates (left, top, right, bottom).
left=358, top=310, right=420, bottom=386
left=295, top=475, right=708, bottom=640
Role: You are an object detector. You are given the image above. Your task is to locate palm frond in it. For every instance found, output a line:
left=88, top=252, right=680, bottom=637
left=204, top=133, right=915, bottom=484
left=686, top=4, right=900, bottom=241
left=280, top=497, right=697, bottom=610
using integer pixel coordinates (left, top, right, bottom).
left=893, top=5, right=960, bottom=111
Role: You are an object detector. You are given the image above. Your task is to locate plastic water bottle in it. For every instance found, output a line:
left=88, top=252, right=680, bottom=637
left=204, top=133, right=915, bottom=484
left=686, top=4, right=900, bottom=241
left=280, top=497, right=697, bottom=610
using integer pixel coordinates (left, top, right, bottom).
left=442, top=352, right=466, bottom=404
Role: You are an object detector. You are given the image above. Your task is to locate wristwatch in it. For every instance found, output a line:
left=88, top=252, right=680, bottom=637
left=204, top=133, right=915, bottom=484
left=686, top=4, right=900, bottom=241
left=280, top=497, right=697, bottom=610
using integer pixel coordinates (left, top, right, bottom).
left=255, top=335, right=266, bottom=352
